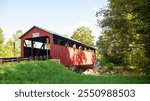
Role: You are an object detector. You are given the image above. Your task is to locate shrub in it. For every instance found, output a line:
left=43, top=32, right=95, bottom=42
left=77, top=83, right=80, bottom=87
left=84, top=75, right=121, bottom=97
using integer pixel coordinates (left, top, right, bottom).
left=124, top=48, right=149, bottom=69
left=98, top=56, right=115, bottom=69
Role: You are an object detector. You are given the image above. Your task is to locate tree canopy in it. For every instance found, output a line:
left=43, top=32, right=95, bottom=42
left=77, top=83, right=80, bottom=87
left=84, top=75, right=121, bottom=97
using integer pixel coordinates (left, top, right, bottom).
left=0, top=28, right=4, bottom=45
left=96, top=0, right=150, bottom=68
left=0, top=28, right=23, bottom=58
left=0, top=28, right=5, bottom=58
left=71, top=26, right=95, bottom=46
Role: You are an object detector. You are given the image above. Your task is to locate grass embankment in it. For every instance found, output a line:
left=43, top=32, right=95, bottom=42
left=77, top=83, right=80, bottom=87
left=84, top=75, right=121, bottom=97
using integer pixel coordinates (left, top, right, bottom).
left=0, top=60, right=149, bottom=84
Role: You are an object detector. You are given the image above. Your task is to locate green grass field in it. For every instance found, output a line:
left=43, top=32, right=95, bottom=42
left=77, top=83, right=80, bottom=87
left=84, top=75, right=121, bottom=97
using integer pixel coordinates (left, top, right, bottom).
left=0, top=60, right=149, bottom=84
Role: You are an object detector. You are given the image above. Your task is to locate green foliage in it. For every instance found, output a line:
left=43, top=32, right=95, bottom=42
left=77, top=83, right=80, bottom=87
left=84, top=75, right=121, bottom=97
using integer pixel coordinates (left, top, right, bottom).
left=63, top=34, right=69, bottom=38
left=0, top=28, right=4, bottom=45
left=96, top=0, right=150, bottom=69
left=0, top=28, right=23, bottom=58
left=0, top=45, right=5, bottom=58
left=0, top=28, right=5, bottom=58
left=12, top=30, right=23, bottom=47
left=0, top=61, right=149, bottom=84
left=72, top=26, right=95, bottom=46
left=2, top=39, right=15, bottom=57
left=124, top=48, right=149, bottom=69
left=99, top=57, right=115, bottom=69
left=11, top=30, right=23, bottom=57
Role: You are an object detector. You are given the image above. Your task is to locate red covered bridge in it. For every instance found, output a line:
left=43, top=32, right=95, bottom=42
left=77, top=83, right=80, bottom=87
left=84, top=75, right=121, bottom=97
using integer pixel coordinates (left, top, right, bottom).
left=19, top=26, right=96, bottom=67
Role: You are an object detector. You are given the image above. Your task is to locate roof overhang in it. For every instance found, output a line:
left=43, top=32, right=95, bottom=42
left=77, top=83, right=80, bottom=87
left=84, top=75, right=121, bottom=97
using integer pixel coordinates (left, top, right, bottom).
left=19, top=26, right=97, bottom=50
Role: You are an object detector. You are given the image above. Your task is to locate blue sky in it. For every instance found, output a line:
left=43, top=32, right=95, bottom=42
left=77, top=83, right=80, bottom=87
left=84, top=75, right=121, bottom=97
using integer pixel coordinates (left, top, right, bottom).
left=0, top=0, right=107, bottom=42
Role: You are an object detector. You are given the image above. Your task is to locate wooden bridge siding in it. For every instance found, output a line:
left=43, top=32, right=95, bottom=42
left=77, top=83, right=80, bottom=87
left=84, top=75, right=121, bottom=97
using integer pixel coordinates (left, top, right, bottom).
left=51, top=44, right=96, bottom=66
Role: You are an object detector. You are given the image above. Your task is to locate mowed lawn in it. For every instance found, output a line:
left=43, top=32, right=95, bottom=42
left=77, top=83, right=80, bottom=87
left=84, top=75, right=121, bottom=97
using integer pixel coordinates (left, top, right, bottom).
left=0, top=60, right=149, bottom=84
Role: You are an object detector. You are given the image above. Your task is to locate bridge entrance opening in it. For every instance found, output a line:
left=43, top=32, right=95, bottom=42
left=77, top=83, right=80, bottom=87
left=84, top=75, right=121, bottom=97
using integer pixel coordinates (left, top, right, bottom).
left=23, top=36, right=50, bottom=58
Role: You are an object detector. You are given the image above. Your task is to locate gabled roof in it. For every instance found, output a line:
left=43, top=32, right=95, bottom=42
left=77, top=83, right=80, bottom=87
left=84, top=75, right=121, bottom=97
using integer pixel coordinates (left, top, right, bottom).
left=20, top=26, right=96, bottom=49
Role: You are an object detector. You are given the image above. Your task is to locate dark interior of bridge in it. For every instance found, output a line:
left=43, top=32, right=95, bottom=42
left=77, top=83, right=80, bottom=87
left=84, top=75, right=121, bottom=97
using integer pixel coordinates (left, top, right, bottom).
left=23, top=36, right=50, bottom=58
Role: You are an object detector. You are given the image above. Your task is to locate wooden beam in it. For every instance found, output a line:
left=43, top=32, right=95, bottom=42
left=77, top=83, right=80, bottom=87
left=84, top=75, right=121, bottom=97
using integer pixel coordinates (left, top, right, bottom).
left=31, top=40, right=33, bottom=57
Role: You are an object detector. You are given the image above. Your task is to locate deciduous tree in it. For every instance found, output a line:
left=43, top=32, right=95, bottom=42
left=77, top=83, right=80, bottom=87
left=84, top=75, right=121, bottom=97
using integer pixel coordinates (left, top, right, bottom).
left=0, top=27, right=5, bottom=58
left=96, top=0, right=150, bottom=68
left=72, top=26, right=95, bottom=46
